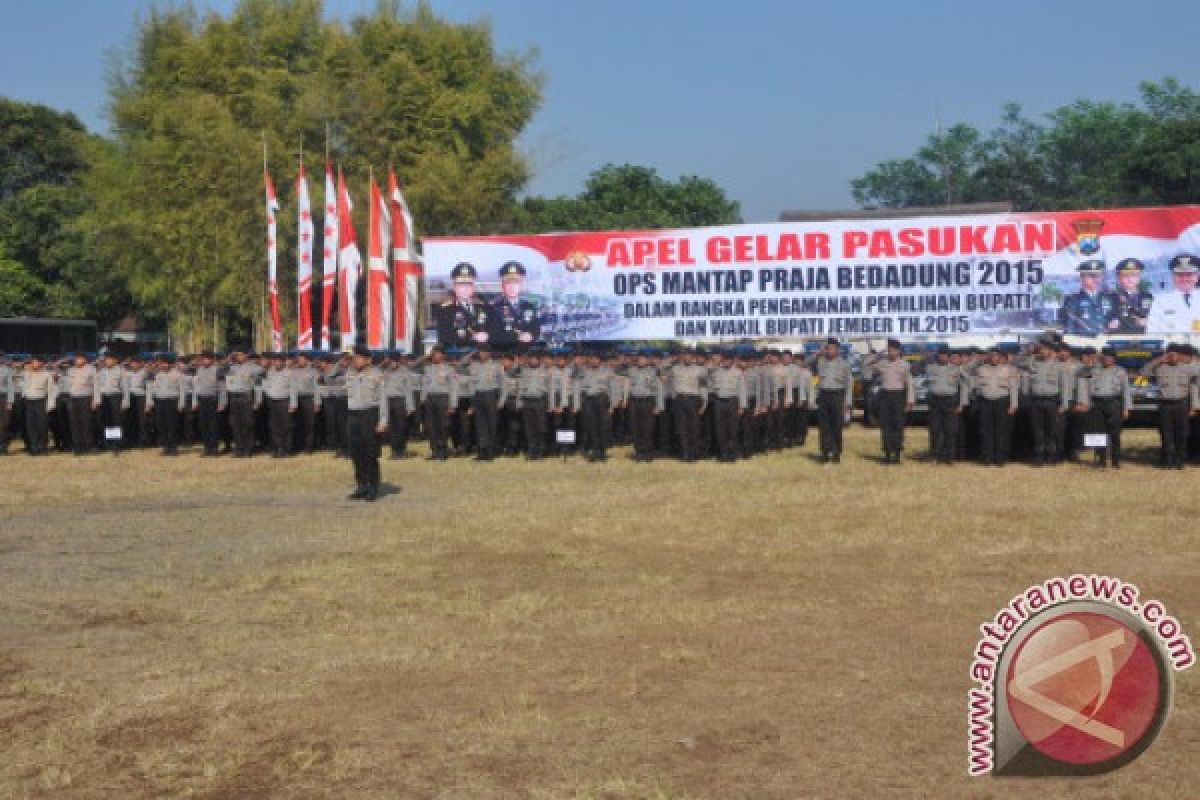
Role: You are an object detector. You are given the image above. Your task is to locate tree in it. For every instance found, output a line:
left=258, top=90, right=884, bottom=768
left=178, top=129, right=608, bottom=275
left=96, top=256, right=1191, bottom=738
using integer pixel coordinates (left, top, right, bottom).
left=516, top=164, right=741, bottom=232
left=850, top=79, right=1200, bottom=212
left=85, top=0, right=541, bottom=348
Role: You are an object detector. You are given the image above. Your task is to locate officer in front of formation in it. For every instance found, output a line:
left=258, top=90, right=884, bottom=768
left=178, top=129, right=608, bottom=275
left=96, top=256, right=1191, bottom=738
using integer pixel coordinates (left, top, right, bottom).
left=344, top=345, right=388, bottom=501
left=812, top=337, right=852, bottom=463
left=873, top=339, right=915, bottom=464
left=1074, top=346, right=1132, bottom=468
left=435, top=262, right=491, bottom=348
left=489, top=261, right=541, bottom=347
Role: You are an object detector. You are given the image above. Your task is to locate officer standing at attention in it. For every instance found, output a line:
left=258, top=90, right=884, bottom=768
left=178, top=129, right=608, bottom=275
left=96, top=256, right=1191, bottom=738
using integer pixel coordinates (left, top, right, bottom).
left=468, top=345, right=506, bottom=461
left=709, top=352, right=748, bottom=462
left=812, top=338, right=852, bottom=463
left=146, top=354, right=185, bottom=455
left=21, top=355, right=56, bottom=455
left=973, top=348, right=1020, bottom=466
left=65, top=352, right=100, bottom=455
left=260, top=354, right=297, bottom=458
left=290, top=352, right=322, bottom=453
left=874, top=339, right=915, bottom=464
left=345, top=345, right=388, bottom=501
left=669, top=351, right=708, bottom=462
left=625, top=349, right=664, bottom=462
left=122, top=355, right=149, bottom=447
left=0, top=354, right=13, bottom=454
left=191, top=350, right=222, bottom=456
left=924, top=345, right=969, bottom=464
left=1021, top=341, right=1069, bottom=466
left=383, top=353, right=419, bottom=459
left=516, top=350, right=552, bottom=460
left=782, top=350, right=811, bottom=448
left=420, top=347, right=459, bottom=461
left=1075, top=346, right=1132, bottom=468
left=574, top=352, right=621, bottom=462
left=1141, top=344, right=1198, bottom=469
left=96, top=352, right=129, bottom=454
left=222, top=348, right=259, bottom=457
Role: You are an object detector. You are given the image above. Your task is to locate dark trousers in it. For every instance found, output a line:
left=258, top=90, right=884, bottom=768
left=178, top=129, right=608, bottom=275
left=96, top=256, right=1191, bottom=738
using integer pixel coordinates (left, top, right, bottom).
left=127, top=395, right=148, bottom=447
left=877, top=389, right=907, bottom=453
left=0, top=401, right=9, bottom=453
left=788, top=392, right=809, bottom=445
left=658, top=400, right=675, bottom=455
left=196, top=395, right=220, bottom=453
left=347, top=408, right=381, bottom=487
left=24, top=398, right=49, bottom=454
left=325, top=396, right=348, bottom=451
left=714, top=397, right=741, bottom=461
left=424, top=394, right=450, bottom=457
left=294, top=395, right=317, bottom=452
left=674, top=394, right=702, bottom=460
left=816, top=389, right=846, bottom=456
left=228, top=392, right=255, bottom=455
left=154, top=400, right=180, bottom=452
left=501, top=399, right=522, bottom=453
left=68, top=396, right=93, bottom=454
left=1158, top=400, right=1190, bottom=467
left=978, top=397, right=1013, bottom=464
left=52, top=395, right=70, bottom=450
left=927, top=394, right=959, bottom=461
left=768, top=390, right=787, bottom=449
left=521, top=397, right=548, bottom=457
left=629, top=397, right=657, bottom=457
left=100, top=394, right=124, bottom=452
left=267, top=398, right=292, bottom=454
left=1090, top=397, right=1124, bottom=465
left=581, top=394, right=612, bottom=455
left=472, top=390, right=500, bottom=455
left=740, top=399, right=759, bottom=455
left=1027, top=396, right=1062, bottom=461
left=387, top=398, right=411, bottom=455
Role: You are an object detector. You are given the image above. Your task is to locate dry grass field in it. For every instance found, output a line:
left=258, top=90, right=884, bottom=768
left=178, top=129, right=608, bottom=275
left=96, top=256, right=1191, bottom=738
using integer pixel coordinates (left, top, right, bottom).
left=0, top=426, right=1196, bottom=799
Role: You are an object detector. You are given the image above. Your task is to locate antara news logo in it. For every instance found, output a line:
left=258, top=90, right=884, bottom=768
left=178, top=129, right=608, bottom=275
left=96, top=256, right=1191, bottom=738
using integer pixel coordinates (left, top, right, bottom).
left=968, top=574, right=1194, bottom=777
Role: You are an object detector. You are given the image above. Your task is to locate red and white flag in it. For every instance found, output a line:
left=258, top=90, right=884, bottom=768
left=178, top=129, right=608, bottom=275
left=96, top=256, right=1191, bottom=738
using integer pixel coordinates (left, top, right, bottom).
left=319, top=161, right=338, bottom=351
left=336, top=168, right=362, bottom=351
left=366, top=175, right=392, bottom=350
left=389, top=168, right=422, bottom=353
left=264, top=169, right=283, bottom=352
left=296, top=162, right=314, bottom=349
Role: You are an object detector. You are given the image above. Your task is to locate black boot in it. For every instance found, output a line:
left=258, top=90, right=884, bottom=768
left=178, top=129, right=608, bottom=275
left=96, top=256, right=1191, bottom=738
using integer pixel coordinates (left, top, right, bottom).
left=364, top=483, right=379, bottom=502
left=348, top=484, right=368, bottom=500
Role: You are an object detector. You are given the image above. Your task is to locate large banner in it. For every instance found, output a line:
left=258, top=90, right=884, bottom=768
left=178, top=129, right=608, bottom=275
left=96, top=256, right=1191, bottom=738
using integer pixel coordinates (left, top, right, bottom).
left=423, top=206, right=1200, bottom=345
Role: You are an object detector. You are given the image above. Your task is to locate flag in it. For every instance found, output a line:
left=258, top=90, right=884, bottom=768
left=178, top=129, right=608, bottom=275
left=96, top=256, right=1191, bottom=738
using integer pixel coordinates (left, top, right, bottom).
left=296, top=162, right=314, bottom=349
left=319, top=161, right=338, bottom=350
left=336, top=168, right=362, bottom=350
left=389, top=168, right=422, bottom=353
left=264, top=168, right=283, bottom=352
left=366, top=175, right=392, bottom=350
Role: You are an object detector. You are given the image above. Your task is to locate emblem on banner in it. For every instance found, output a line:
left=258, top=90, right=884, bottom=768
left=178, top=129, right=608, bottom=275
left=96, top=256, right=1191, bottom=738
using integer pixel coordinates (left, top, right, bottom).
left=1071, top=218, right=1105, bottom=257
left=564, top=251, right=592, bottom=273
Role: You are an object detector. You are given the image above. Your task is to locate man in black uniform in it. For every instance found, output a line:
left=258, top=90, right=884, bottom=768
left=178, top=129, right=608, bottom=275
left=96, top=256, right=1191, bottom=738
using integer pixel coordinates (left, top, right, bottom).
left=435, top=262, right=491, bottom=349
left=1106, top=258, right=1153, bottom=334
left=488, top=261, right=541, bottom=347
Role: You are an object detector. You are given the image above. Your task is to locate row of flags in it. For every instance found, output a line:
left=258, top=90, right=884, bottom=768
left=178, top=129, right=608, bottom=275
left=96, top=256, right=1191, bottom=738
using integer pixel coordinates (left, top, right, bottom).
left=264, top=159, right=422, bottom=353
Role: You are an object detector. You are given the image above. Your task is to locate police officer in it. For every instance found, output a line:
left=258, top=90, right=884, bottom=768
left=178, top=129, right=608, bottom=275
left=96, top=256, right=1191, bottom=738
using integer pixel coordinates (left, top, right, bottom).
left=574, top=352, right=621, bottom=462
left=345, top=345, right=388, bottom=501
left=489, top=261, right=541, bottom=347
left=782, top=350, right=811, bottom=448
left=1021, top=341, right=1069, bottom=466
left=191, top=350, right=222, bottom=456
left=123, top=355, right=149, bottom=447
left=626, top=349, right=664, bottom=462
left=812, top=338, right=852, bottom=463
left=973, top=348, right=1019, bottom=466
left=96, top=352, right=129, bottom=454
left=290, top=352, right=322, bottom=453
left=223, top=348, right=259, bottom=457
left=1059, top=259, right=1114, bottom=335
left=1075, top=347, right=1132, bottom=468
left=516, top=350, right=553, bottom=459
left=383, top=353, right=419, bottom=459
left=709, top=352, right=748, bottom=462
left=0, top=353, right=13, bottom=454
left=64, top=352, right=100, bottom=455
left=468, top=345, right=506, bottom=460
left=420, top=346, right=459, bottom=461
left=259, top=354, right=297, bottom=457
left=1107, top=258, right=1153, bottom=334
left=669, top=351, right=708, bottom=462
left=320, top=353, right=349, bottom=456
left=21, top=355, right=56, bottom=455
left=924, top=345, right=969, bottom=464
left=499, top=352, right=522, bottom=455
left=1142, top=344, right=1198, bottom=469
left=435, top=262, right=491, bottom=348
left=874, top=339, right=915, bottom=464
left=146, top=354, right=185, bottom=455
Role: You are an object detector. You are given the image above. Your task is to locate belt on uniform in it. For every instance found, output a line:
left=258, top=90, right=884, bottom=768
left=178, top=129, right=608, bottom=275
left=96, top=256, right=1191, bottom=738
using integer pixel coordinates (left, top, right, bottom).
left=348, top=407, right=378, bottom=414
left=818, top=387, right=845, bottom=393
left=1159, top=397, right=1188, bottom=404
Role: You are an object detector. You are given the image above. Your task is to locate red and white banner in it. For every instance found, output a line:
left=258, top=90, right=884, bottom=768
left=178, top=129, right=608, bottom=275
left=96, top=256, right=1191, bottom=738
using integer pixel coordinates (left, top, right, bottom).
left=295, top=162, right=314, bottom=349
left=366, top=175, right=392, bottom=350
left=389, top=168, right=421, bottom=353
left=336, top=169, right=362, bottom=351
left=423, top=206, right=1200, bottom=342
left=319, top=161, right=338, bottom=351
left=264, top=169, right=283, bottom=352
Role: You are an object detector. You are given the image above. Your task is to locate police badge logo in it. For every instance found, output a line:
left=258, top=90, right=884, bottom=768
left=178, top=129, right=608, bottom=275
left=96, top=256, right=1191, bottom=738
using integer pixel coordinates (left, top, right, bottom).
left=1071, top=218, right=1105, bottom=257
left=564, top=251, right=592, bottom=273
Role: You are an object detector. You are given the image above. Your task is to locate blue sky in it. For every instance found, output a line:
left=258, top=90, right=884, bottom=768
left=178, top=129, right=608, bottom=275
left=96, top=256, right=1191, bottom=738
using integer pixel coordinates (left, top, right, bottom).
left=3, top=0, right=1198, bottom=222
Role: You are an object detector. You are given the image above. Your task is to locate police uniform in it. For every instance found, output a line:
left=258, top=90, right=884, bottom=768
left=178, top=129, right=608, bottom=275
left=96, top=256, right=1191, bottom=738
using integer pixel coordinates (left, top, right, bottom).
left=812, top=342, right=853, bottom=462
left=468, top=352, right=506, bottom=460
left=0, top=357, right=13, bottom=454
left=573, top=359, right=621, bottom=461
left=973, top=356, right=1019, bottom=465
left=420, top=356, right=460, bottom=460
left=1076, top=351, right=1132, bottom=467
left=709, top=361, right=748, bottom=462
left=319, top=357, right=349, bottom=454
left=64, top=360, right=99, bottom=455
left=626, top=356, right=664, bottom=461
left=21, top=361, right=56, bottom=454
left=1059, top=260, right=1115, bottom=335
left=784, top=355, right=811, bottom=447
left=1144, top=347, right=1198, bottom=468
left=924, top=351, right=969, bottom=463
left=223, top=355, right=260, bottom=457
left=146, top=358, right=186, bottom=455
left=383, top=358, right=419, bottom=458
left=669, top=357, right=708, bottom=461
left=191, top=356, right=222, bottom=455
left=1107, top=258, right=1153, bottom=334
left=345, top=347, right=388, bottom=501
left=488, top=261, right=541, bottom=347
left=874, top=342, right=915, bottom=463
left=1021, top=353, right=1069, bottom=464
left=259, top=360, right=297, bottom=457
left=515, top=356, right=552, bottom=459
left=435, top=262, right=491, bottom=348
left=290, top=359, right=322, bottom=453
left=123, top=361, right=149, bottom=447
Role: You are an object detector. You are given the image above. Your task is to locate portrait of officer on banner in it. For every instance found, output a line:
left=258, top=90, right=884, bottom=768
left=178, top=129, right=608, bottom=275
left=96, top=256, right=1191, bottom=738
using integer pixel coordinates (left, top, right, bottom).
left=1058, top=259, right=1114, bottom=336
left=1145, top=253, right=1200, bottom=333
left=488, top=260, right=541, bottom=347
left=1105, top=257, right=1153, bottom=334
left=434, top=261, right=492, bottom=348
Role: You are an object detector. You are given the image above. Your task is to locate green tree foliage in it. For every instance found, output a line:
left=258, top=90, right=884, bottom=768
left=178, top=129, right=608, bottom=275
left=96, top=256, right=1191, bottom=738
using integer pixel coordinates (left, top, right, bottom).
left=85, top=0, right=540, bottom=348
left=851, top=78, right=1200, bottom=212
left=516, top=164, right=742, bottom=232
left=0, top=98, right=127, bottom=323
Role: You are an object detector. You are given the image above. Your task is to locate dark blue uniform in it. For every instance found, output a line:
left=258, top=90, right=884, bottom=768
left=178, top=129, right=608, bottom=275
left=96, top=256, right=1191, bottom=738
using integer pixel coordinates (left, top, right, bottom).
left=1108, top=288, right=1153, bottom=334
left=1059, top=291, right=1115, bottom=335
